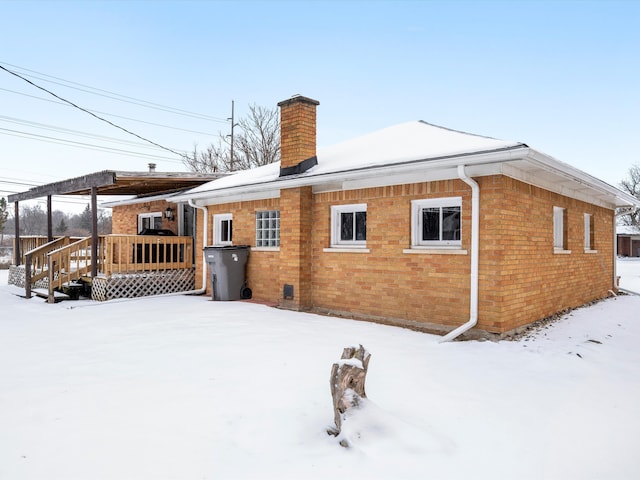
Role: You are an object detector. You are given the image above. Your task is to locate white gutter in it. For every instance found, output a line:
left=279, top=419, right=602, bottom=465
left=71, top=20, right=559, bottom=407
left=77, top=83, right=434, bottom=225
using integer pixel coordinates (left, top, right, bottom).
left=176, top=146, right=529, bottom=205
left=440, top=165, right=479, bottom=343
left=188, top=199, right=209, bottom=295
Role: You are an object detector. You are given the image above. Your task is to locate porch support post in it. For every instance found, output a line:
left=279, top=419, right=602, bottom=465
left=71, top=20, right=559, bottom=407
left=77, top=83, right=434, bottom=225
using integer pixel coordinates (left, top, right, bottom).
left=47, top=195, right=53, bottom=241
left=13, top=201, right=20, bottom=266
left=91, top=186, right=98, bottom=279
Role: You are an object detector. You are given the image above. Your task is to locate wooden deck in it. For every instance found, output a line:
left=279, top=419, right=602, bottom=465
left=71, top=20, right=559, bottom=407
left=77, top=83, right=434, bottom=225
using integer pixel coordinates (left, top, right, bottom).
left=12, top=235, right=195, bottom=303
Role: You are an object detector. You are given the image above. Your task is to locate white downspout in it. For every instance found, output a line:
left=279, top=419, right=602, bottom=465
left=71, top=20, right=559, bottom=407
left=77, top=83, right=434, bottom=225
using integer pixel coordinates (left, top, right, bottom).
left=188, top=199, right=209, bottom=295
left=440, top=165, right=479, bottom=343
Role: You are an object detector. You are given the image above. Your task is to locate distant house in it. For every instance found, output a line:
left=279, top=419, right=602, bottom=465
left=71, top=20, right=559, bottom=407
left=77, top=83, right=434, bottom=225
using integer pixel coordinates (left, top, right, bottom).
left=617, top=225, right=640, bottom=257
left=171, top=95, right=640, bottom=340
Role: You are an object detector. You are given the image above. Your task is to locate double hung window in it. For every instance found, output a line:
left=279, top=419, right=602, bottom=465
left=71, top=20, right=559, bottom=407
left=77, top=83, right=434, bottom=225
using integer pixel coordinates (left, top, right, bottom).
left=330, top=204, right=367, bottom=248
left=411, top=198, right=461, bottom=247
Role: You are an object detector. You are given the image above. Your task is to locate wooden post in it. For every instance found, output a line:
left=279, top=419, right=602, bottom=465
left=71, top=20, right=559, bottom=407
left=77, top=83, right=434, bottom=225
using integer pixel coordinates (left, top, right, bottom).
left=91, top=187, right=98, bottom=279
left=14, top=201, right=20, bottom=266
left=24, top=252, right=32, bottom=299
left=47, top=255, right=55, bottom=304
left=328, top=344, right=371, bottom=439
left=47, top=195, right=53, bottom=242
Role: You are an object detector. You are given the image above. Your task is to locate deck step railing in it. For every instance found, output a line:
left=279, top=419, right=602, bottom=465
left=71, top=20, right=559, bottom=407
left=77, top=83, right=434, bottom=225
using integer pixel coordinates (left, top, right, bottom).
left=47, top=236, right=105, bottom=303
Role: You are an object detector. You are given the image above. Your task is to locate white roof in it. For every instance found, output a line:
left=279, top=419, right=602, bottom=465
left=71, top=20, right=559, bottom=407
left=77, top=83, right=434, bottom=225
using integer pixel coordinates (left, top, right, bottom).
left=177, top=120, right=640, bottom=210
left=186, top=121, right=522, bottom=195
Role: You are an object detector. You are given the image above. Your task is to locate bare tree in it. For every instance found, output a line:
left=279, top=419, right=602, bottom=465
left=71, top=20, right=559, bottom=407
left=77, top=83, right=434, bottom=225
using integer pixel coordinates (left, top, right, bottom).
left=619, top=165, right=640, bottom=227
left=20, top=204, right=47, bottom=235
left=184, top=104, right=280, bottom=173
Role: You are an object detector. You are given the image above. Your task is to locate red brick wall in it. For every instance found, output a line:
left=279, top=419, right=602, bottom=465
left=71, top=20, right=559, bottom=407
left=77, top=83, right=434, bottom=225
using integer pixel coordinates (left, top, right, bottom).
left=197, top=175, right=615, bottom=335
left=112, top=200, right=178, bottom=235
left=205, top=198, right=281, bottom=301
left=479, top=176, right=614, bottom=333
left=311, top=181, right=472, bottom=329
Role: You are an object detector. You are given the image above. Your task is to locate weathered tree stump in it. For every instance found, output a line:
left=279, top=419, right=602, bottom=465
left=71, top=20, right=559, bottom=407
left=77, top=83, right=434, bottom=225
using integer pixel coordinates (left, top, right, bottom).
left=328, top=344, right=371, bottom=438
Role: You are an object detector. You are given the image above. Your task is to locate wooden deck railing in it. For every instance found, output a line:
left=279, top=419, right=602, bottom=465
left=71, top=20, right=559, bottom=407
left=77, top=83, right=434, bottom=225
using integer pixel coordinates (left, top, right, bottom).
left=15, top=236, right=83, bottom=265
left=24, top=237, right=82, bottom=298
left=103, top=235, right=193, bottom=276
left=18, top=234, right=193, bottom=302
left=47, top=237, right=104, bottom=300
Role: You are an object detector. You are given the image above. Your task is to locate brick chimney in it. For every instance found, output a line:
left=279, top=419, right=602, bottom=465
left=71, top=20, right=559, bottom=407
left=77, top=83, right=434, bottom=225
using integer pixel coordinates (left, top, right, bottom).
left=277, top=95, right=320, bottom=170
left=276, top=95, right=319, bottom=311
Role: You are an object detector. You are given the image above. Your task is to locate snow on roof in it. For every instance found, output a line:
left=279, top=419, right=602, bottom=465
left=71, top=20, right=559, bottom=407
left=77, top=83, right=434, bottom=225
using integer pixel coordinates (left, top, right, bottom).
left=186, top=121, right=523, bottom=195
left=312, top=120, right=521, bottom=175
left=617, top=225, right=640, bottom=235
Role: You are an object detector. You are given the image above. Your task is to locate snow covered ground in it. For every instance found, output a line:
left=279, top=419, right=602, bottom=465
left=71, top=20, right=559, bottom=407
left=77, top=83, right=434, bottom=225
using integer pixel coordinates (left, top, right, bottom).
left=1, top=265, right=640, bottom=480
left=617, top=257, right=640, bottom=293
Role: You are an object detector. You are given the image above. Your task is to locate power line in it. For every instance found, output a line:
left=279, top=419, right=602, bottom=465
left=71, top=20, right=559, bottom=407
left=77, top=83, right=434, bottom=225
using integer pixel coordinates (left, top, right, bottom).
left=0, top=64, right=188, bottom=159
left=0, top=87, right=221, bottom=134
left=0, top=127, right=186, bottom=164
left=0, top=115, right=184, bottom=152
left=0, top=60, right=230, bottom=123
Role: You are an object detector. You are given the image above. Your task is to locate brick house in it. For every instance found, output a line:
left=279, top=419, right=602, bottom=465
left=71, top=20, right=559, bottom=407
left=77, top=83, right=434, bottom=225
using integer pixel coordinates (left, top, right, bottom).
left=617, top=225, right=640, bottom=257
left=173, top=95, right=639, bottom=339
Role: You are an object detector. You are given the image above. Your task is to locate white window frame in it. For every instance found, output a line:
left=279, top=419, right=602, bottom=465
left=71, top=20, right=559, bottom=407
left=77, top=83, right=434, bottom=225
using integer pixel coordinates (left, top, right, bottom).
left=138, top=212, right=162, bottom=233
left=584, top=213, right=596, bottom=253
left=330, top=203, right=367, bottom=248
left=255, top=210, right=280, bottom=248
left=553, top=206, right=570, bottom=253
left=411, top=197, right=462, bottom=248
left=213, top=213, right=232, bottom=246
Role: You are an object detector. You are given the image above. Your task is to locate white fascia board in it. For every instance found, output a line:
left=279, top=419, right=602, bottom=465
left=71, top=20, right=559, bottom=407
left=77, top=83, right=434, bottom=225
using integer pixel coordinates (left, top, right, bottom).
left=100, top=193, right=184, bottom=209
left=175, top=145, right=638, bottom=210
left=189, top=188, right=280, bottom=207
left=523, top=151, right=640, bottom=208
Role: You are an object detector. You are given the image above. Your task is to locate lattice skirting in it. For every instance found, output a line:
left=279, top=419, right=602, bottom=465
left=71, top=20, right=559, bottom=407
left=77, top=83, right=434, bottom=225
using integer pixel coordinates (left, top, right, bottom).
left=8, top=265, right=50, bottom=289
left=91, top=269, right=196, bottom=301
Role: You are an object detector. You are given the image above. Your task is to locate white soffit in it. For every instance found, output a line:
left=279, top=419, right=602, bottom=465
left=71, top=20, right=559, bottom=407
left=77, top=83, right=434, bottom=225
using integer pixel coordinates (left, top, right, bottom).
left=499, top=160, right=620, bottom=209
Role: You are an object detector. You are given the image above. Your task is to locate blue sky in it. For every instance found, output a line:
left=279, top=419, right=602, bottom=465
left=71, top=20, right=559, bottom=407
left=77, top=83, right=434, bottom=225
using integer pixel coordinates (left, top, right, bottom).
left=1, top=0, right=638, bottom=211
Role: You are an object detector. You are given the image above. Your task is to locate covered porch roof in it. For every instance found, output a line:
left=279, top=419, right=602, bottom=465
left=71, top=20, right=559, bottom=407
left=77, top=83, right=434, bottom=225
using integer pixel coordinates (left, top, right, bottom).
left=8, top=170, right=222, bottom=273
left=7, top=170, right=221, bottom=202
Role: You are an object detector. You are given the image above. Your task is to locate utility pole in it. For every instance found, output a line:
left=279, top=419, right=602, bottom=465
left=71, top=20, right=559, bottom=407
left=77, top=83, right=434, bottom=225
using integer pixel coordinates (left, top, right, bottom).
left=228, top=100, right=235, bottom=172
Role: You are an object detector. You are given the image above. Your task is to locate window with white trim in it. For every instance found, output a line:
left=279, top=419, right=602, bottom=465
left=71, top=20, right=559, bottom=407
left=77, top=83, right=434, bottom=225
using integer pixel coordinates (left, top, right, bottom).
left=553, top=206, right=567, bottom=250
left=584, top=213, right=594, bottom=250
left=138, top=212, right=162, bottom=233
left=330, top=204, right=367, bottom=247
left=256, top=210, right=280, bottom=247
left=411, top=197, right=462, bottom=247
left=213, top=213, right=232, bottom=245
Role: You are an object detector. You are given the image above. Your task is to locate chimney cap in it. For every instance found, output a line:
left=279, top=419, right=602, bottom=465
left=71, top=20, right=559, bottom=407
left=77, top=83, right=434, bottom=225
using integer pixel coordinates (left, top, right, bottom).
left=148, top=163, right=157, bottom=172
left=277, top=94, right=320, bottom=108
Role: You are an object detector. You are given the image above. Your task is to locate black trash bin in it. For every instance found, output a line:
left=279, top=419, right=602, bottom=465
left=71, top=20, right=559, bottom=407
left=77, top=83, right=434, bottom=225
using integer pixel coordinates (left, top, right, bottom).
left=203, top=245, right=251, bottom=301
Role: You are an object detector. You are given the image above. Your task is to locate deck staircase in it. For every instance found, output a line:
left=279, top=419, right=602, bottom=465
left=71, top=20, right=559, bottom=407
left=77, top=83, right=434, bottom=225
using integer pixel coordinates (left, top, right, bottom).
left=23, top=236, right=96, bottom=303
